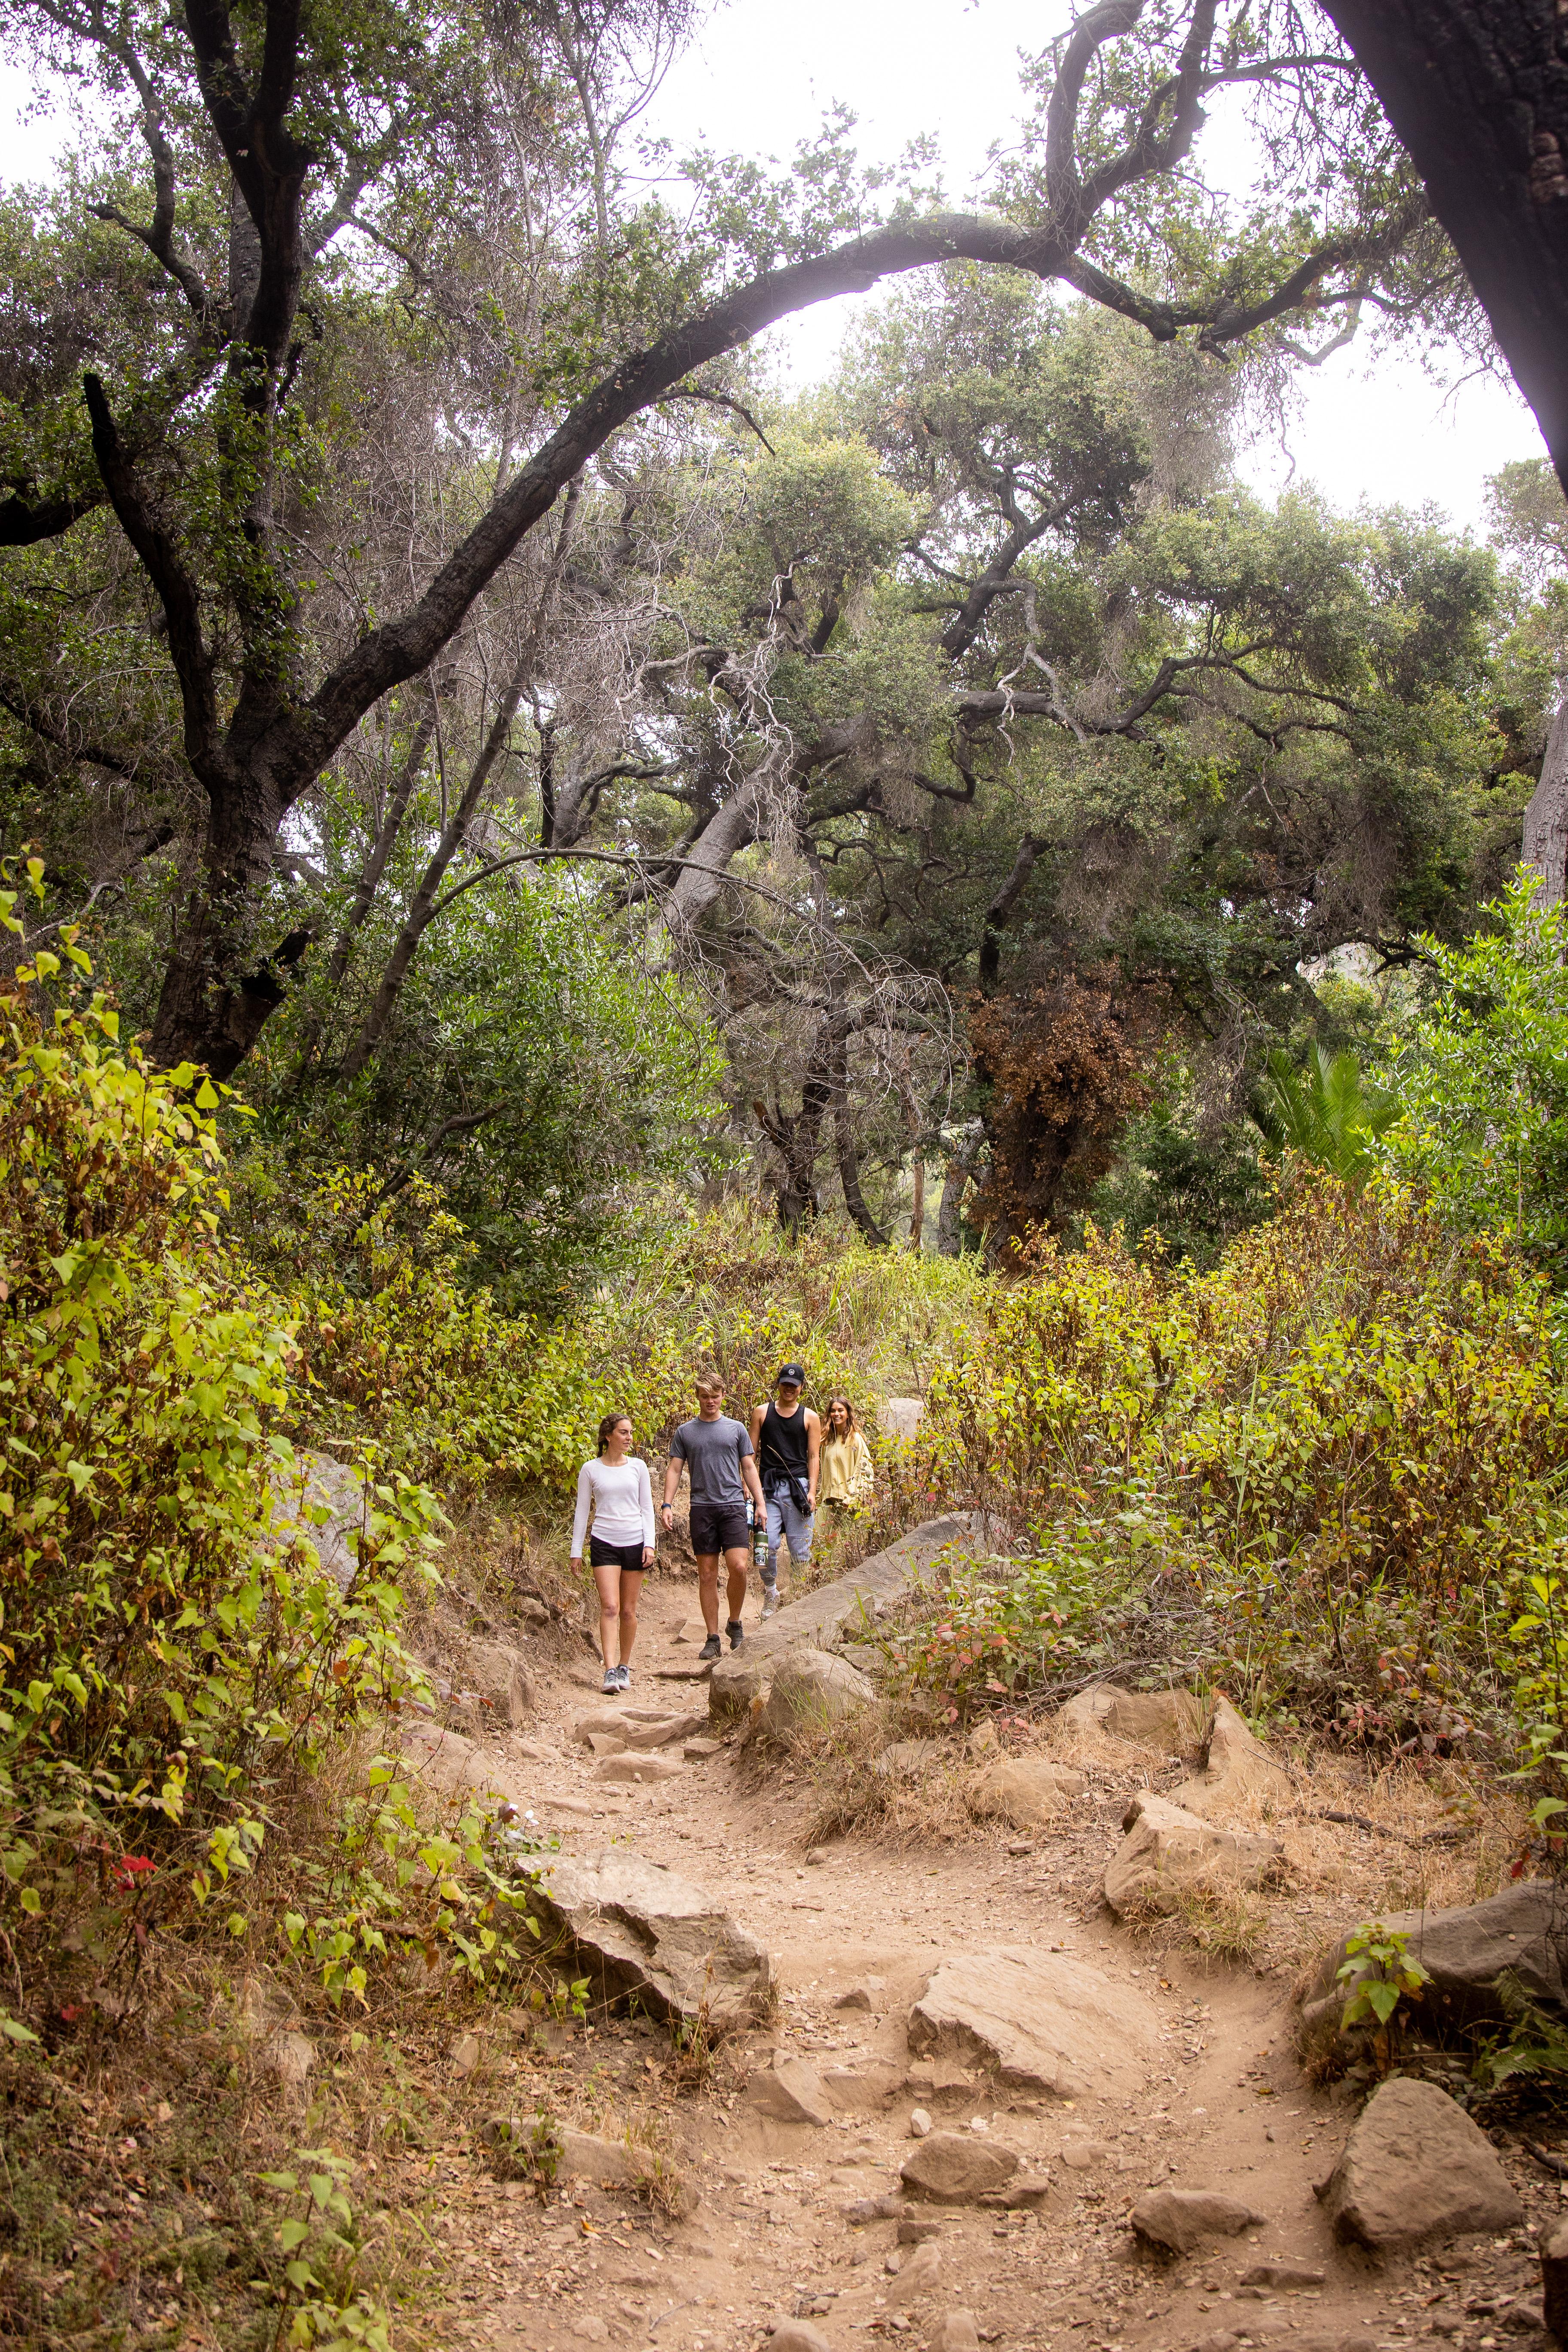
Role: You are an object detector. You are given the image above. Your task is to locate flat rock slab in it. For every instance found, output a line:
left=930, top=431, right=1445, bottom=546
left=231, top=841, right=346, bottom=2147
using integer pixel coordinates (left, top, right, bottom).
left=1058, top=1683, right=1207, bottom=1750
left=594, top=1751, right=684, bottom=1783
left=708, top=1513, right=983, bottom=1720
left=1173, top=1695, right=1292, bottom=1819
left=1130, top=2188, right=1265, bottom=2254
left=522, top=1847, right=771, bottom=2026
left=907, top=1944, right=1161, bottom=2098
left=967, top=1758, right=1085, bottom=1827
left=1301, top=1879, right=1568, bottom=2038
left=1104, top=1791, right=1282, bottom=1918
left=1316, top=2075, right=1522, bottom=2248
left=900, top=2131, right=1020, bottom=2202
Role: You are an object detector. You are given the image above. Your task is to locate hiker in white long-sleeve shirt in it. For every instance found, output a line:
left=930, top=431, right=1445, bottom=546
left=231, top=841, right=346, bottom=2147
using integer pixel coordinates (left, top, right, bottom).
left=570, top=1413, right=655, bottom=1694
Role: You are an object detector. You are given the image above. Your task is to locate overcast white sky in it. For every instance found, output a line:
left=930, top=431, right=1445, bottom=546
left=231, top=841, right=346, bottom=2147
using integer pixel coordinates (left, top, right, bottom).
left=2, top=0, right=1547, bottom=532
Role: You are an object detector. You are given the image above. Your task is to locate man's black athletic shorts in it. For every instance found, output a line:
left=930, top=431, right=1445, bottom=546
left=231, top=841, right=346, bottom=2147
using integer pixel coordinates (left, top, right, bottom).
left=588, top=1536, right=646, bottom=1574
left=689, top=1503, right=750, bottom=1555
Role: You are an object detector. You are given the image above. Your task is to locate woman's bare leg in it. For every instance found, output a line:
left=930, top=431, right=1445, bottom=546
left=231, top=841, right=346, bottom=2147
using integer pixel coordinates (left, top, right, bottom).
left=619, top=1570, right=644, bottom=1663
left=593, top=1560, right=622, bottom=1669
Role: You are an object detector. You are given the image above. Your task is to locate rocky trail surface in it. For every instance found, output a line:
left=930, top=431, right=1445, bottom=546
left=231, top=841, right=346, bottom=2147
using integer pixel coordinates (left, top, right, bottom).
left=391, top=1547, right=1568, bottom=2352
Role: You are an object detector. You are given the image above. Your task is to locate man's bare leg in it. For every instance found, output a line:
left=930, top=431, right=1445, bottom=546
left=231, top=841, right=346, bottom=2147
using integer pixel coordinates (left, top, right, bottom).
left=723, top=1544, right=749, bottom=1634
left=696, top=1553, right=720, bottom=1636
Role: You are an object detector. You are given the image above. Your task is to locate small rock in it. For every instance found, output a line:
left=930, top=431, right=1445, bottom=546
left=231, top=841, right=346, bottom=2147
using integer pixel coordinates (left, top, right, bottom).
left=807, top=1847, right=833, bottom=1866
left=766, top=2327, right=834, bottom=2352
left=751, top=2052, right=833, bottom=2127
left=1103, top=1792, right=1282, bottom=1918
left=557, top=2129, right=640, bottom=2189
left=684, top=1737, right=724, bottom=1761
left=843, top=2193, right=904, bottom=2224
left=875, top=1740, right=942, bottom=1777
left=594, top=1752, right=684, bottom=1783
left=901, top=2131, right=1019, bottom=2203
left=572, top=2319, right=610, bottom=2344
left=968, top=1758, right=1087, bottom=1828
left=997, top=2175, right=1052, bottom=2209
left=969, top=2116, right=989, bottom=2134
left=1317, top=2076, right=1522, bottom=2248
left=929, top=2310, right=981, bottom=2352
left=1240, top=2263, right=1326, bottom=2290
left=1292, top=2336, right=1379, bottom=2352
left=898, top=2217, right=948, bottom=2245
left=891, top=2238, right=943, bottom=2303
left=837, top=1985, right=874, bottom=2009
left=1191, top=2334, right=1241, bottom=2352
left=1130, top=2187, right=1266, bottom=2254
left=586, top=1730, right=628, bottom=1757
left=1060, top=2138, right=1112, bottom=2170
left=910, top=2109, right=933, bottom=2137
left=451, top=2031, right=482, bottom=2076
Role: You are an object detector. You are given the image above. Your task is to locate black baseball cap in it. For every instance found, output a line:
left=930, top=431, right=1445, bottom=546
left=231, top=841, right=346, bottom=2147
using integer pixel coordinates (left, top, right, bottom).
left=776, top=1362, right=806, bottom=1385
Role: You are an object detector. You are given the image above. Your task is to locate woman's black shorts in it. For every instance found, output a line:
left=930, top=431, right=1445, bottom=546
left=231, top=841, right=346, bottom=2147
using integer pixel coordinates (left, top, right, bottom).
left=588, top=1536, right=646, bottom=1574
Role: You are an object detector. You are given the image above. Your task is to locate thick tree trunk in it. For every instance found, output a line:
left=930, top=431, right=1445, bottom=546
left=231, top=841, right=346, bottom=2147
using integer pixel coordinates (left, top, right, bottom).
left=1524, top=690, right=1568, bottom=904
left=149, top=775, right=296, bottom=1077
left=1322, top=2, right=1568, bottom=492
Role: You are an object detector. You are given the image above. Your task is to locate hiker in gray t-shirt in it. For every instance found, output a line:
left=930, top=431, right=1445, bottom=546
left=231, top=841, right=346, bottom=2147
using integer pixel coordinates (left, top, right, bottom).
left=662, top=1375, right=766, bottom=1661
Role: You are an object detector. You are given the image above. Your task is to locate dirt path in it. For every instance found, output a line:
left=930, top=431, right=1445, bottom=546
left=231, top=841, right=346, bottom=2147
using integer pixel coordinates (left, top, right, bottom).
left=407, top=1565, right=1560, bottom=2352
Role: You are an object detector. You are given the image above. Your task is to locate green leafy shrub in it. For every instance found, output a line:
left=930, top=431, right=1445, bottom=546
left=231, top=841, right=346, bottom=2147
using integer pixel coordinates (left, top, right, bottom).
left=895, top=1175, right=1568, bottom=1749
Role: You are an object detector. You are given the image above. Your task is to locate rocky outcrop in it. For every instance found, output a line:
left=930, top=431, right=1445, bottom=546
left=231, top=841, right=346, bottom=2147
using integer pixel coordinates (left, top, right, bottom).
left=1130, top=2188, right=1266, bottom=2254
left=1300, top=1880, right=1568, bottom=2045
left=967, top=1757, right=1086, bottom=1828
left=264, top=1449, right=368, bottom=1592
left=1059, top=1684, right=1207, bottom=1750
left=398, top=1720, right=527, bottom=1812
left=708, top=1513, right=984, bottom=1721
left=521, top=1848, right=771, bottom=2026
left=761, top=1649, right=875, bottom=1741
left=466, top=1639, right=537, bottom=1728
left=1315, top=2076, right=1523, bottom=2248
left=907, top=1945, right=1161, bottom=2098
left=900, top=2131, right=1020, bottom=2202
left=1103, top=1792, right=1282, bottom=1918
left=1172, top=1695, right=1292, bottom=1819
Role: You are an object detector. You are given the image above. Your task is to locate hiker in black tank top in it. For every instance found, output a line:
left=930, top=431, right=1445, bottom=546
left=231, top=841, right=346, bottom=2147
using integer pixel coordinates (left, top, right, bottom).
left=748, top=1363, right=821, bottom=1618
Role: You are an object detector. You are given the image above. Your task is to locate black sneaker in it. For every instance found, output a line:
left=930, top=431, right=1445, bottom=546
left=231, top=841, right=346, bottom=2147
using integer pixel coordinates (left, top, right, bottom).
left=698, top=1634, right=722, bottom=1662
left=726, top=1619, right=745, bottom=1650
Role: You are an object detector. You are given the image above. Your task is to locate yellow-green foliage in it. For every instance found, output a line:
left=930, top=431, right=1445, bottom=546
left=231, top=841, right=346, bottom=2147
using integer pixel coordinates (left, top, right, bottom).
left=0, top=891, right=539, bottom=2028
left=902, top=1178, right=1568, bottom=1747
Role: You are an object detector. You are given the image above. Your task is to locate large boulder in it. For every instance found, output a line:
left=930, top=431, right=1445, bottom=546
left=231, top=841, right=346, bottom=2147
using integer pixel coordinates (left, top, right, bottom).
left=466, top=1639, right=538, bottom=1729
left=708, top=1513, right=984, bottom=1721
left=1103, top=1792, right=1282, bottom=1918
left=900, top=2131, right=1020, bottom=2203
left=1300, top=1881, right=1568, bottom=2044
left=761, top=1649, right=874, bottom=1741
left=1058, top=1684, right=1207, bottom=1750
left=967, top=1758, right=1086, bottom=1828
left=1316, top=2076, right=1523, bottom=2248
left=907, top=1945, right=1162, bottom=2098
left=521, top=1848, right=771, bottom=2026
left=1130, top=2189, right=1265, bottom=2255
left=1172, top=1696, right=1292, bottom=1819
left=264, top=1449, right=369, bottom=1593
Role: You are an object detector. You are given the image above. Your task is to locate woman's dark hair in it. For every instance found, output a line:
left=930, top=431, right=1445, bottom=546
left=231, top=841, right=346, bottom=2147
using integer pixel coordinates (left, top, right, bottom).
left=597, top=1411, right=633, bottom=1455
left=825, top=1395, right=856, bottom=1434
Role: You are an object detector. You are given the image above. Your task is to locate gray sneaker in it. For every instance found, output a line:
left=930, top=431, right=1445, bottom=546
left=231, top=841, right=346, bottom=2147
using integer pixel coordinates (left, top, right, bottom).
left=600, top=1666, right=619, bottom=1695
left=615, top=1663, right=631, bottom=1691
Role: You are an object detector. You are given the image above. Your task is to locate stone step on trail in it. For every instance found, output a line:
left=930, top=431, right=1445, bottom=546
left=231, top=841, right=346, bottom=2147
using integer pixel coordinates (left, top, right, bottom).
left=908, top=1943, right=1163, bottom=2098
